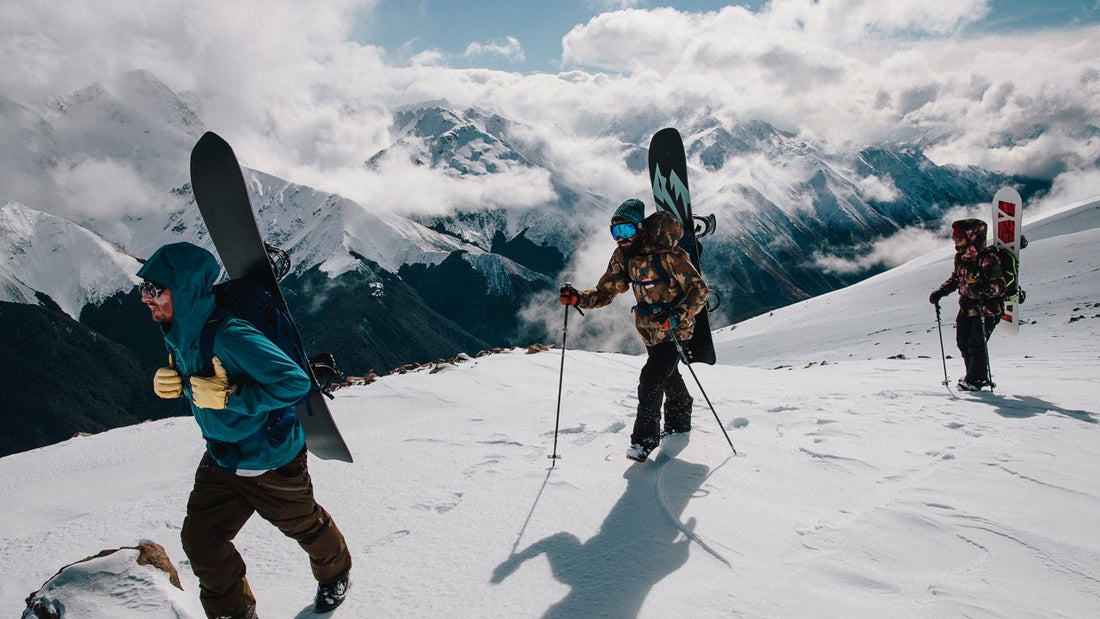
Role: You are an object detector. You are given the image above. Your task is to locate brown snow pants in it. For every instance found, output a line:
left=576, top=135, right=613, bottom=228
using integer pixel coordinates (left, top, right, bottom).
left=181, top=448, right=352, bottom=618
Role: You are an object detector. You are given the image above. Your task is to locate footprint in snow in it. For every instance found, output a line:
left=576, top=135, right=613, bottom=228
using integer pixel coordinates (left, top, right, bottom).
left=364, top=530, right=410, bottom=553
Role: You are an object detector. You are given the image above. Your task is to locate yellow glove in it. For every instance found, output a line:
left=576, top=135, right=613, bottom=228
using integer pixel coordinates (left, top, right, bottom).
left=190, top=356, right=235, bottom=410
left=154, top=355, right=182, bottom=399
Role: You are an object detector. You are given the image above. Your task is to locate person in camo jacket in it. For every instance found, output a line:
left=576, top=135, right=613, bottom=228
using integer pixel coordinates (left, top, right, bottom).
left=558, top=198, right=709, bottom=462
left=929, top=218, right=1007, bottom=391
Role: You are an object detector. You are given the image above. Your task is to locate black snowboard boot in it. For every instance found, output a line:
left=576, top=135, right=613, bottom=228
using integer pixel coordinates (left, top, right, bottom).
left=314, top=575, right=350, bottom=613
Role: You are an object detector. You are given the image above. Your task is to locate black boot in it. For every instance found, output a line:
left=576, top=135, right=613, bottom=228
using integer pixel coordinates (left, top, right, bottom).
left=314, top=575, right=350, bottom=613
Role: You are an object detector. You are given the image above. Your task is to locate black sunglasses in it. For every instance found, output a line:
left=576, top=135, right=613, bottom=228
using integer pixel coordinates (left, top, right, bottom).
left=139, top=280, right=166, bottom=299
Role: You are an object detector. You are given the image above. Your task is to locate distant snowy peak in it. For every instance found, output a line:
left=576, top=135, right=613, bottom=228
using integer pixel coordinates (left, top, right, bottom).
left=240, top=169, right=539, bottom=285
left=45, top=70, right=202, bottom=185
left=368, top=106, right=535, bottom=177
left=687, top=119, right=808, bottom=170
left=48, top=69, right=202, bottom=135
left=0, top=202, right=140, bottom=317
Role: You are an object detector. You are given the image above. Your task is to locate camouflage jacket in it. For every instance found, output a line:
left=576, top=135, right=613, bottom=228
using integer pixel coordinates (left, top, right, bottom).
left=576, top=212, right=709, bottom=346
left=935, top=240, right=1006, bottom=318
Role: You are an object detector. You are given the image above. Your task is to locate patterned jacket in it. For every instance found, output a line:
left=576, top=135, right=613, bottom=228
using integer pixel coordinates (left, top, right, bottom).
left=576, top=212, right=709, bottom=346
left=934, top=220, right=1006, bottom=318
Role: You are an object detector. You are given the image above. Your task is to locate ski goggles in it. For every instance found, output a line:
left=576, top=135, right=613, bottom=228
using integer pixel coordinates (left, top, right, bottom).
left=139, top=280, right=167, bottom=299
left=610, top=222, right=639, bottom=240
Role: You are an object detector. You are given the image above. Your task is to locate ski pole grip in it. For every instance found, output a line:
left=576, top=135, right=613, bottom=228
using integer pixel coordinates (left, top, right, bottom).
left=561, top=282, right=584, bottom=316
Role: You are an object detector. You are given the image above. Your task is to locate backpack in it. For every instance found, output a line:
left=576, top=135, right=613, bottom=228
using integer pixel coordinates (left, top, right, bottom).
left=195, top=278, right=319, bottom=470
left=983, top=245, right=1020, bottom=300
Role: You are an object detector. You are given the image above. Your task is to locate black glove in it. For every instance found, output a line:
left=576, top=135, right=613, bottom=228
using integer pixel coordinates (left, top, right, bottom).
left=929, top=290, right=946, bottom=305
left=558, top=285, right=579, bottom=306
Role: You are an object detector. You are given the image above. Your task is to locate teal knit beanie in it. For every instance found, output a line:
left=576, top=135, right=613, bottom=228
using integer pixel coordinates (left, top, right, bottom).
left=612, top=198, right=645, bottom=224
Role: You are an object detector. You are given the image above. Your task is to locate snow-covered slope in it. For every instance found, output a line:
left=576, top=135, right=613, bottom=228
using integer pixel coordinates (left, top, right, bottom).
left=0, top=202, right=140, bottom=317
left=2, top=200, right=1098, bottom=617
left=713, top=198, right=1100, bottom=370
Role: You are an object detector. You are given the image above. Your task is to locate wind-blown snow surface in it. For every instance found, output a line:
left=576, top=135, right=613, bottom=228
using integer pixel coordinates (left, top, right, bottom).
left=2, top=201, right=1099, bottom=617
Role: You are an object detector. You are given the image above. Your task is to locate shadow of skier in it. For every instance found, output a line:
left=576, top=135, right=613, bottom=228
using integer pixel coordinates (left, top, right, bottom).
left=492, top=446, right=710, bottom=618
left=972, top=393, right=1097, bottom=423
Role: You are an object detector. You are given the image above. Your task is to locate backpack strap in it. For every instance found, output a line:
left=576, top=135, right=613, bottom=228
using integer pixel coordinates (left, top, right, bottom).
left=196, top=308, right=231, bottom=378
left=196, top=308, right=301, bottom=472
left=979, top=245, right=1017, bottom=298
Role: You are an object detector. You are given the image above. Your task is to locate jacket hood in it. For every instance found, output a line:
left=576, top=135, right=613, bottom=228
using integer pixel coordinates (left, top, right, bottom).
left=637, top=211, right=684, bottom=253
left=137, top=242, right=220, bottom=351
left=951, top=218, right=988, bottom=252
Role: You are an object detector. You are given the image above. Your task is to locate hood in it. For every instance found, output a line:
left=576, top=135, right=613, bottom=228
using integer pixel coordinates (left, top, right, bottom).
left=951, top=218, right=988, bottom=253
left=637, top=211, right=684, bottom=253
left=137, top=242, right=220, bottom=351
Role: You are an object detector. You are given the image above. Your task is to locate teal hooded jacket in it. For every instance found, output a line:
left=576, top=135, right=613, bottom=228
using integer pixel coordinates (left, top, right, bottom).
left=138, top=242, right=309, bottom=470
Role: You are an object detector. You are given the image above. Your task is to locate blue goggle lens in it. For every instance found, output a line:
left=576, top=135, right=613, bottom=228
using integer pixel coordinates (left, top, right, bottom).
left=610, top=223, right=638, bottom=240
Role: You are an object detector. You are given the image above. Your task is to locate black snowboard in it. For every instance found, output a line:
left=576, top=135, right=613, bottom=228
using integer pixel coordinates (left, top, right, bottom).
left=648, top=127, right=716, bottom=365
left=190, top=131, right=353, bottom=462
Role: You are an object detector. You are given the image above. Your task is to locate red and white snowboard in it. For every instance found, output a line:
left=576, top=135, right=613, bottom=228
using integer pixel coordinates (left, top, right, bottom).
left=992, top=187, right=1023, bottom=334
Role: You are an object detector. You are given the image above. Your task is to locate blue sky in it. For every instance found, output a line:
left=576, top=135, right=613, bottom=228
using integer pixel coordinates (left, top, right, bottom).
left=355, top=0, right=1100, bottom=72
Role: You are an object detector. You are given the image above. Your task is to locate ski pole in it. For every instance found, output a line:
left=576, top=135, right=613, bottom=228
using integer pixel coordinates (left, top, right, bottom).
left=669, top=332, right=737, bottom=455
left=934, top=303, right=949, bottom=387
left=980, top=311, right=996, bottom=391
left=550, top=287, right=583, bottom=463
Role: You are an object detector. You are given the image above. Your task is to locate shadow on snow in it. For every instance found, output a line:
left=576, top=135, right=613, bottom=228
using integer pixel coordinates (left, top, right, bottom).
left=492, top=437, right=713, bottom=618
left=972, top=393, right=1098, bottom=423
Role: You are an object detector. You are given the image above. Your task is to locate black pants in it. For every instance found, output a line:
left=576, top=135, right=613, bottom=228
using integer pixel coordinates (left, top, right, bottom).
left=632, top=341, right=693, bottom=449
left=956, top=310, right=999, bottom=384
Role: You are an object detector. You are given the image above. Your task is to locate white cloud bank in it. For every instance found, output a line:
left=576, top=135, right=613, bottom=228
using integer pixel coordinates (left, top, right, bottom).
left=464, top=36, right=526, bottom=63
left=1, top=0, right=1097, bottom=222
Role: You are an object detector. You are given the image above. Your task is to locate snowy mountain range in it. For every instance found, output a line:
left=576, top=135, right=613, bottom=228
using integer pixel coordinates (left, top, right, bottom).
left=0, top=203, right=140, bottom=317
left=0, top=69, right=1046, bottom=456
left=5, top=198, right=1097, bottom=618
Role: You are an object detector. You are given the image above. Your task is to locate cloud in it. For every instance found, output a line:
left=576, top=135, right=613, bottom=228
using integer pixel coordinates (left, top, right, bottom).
left=348, top=147, right=558, bottom=216
left=814, top=226, right=945, bottom=274
left=1026, top=167, right=1100, bottom=221
left=856, top=174, right=900, bottom=203
left=1, top=0, right=1097, bottom=235
left=47, top=156, right=188, bottom=244
left=464, top=36, right=526, bottom=63
left=556, top=2, right=1099, bottom=178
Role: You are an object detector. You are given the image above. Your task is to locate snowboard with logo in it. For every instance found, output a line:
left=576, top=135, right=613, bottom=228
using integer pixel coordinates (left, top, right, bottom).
left=190, top=131, right=353, bottom=462
left=992, top=186, right=1023, bottom=335
left=648, top=127, right=716, bottom=365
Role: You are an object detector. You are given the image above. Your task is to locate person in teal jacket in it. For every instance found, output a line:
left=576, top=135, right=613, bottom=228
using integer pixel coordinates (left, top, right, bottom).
left=139, top=242, right=351, bottom=618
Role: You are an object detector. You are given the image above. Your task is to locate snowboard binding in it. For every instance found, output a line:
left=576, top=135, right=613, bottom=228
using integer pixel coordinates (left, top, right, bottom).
left=264, top=242, right=291, bottom=280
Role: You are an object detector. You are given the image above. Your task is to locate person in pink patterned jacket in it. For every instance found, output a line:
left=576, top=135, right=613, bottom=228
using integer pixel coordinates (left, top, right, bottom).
left=929, top=218, right=1006, bottom=391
